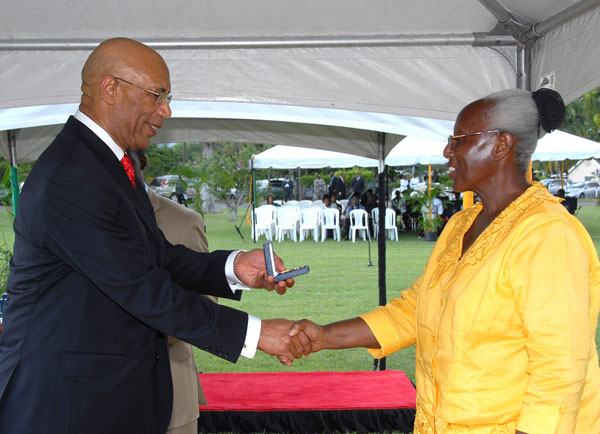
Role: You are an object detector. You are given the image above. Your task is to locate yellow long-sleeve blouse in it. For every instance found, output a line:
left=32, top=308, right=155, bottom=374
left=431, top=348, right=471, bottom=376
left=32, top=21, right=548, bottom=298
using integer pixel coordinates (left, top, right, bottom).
left=361, top=183, right=600, bottom=434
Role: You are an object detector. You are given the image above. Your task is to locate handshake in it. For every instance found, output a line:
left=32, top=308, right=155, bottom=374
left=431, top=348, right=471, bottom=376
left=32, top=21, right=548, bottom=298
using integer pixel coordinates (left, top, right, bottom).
left=256, top=317, right=376, bottom=366
left=257, top=319, right=323, bottom=366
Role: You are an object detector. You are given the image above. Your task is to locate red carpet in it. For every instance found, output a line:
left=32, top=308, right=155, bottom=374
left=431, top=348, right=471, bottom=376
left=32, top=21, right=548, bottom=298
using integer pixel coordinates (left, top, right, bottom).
left=197, top=370, right=416, bottom=433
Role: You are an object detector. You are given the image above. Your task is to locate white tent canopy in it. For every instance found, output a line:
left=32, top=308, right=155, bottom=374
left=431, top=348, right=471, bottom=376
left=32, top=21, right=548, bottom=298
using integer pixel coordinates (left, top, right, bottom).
left=385, top=137, right=449, bottom=166
left=531, top=130, right=600, bottom=161
left=1, top=0, right=600, bottom=164
left=253, top=145, right=378, bottom=169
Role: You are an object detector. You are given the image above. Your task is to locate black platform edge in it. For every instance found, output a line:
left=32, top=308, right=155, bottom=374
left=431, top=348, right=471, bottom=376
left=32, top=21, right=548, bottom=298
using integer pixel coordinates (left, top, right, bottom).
left=198, top=408, right=416, bottom=434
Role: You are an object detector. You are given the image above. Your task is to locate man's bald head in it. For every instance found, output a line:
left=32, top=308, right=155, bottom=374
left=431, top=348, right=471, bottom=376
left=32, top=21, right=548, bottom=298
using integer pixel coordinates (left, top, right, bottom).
left=79, top=37, right=172, bottom=151
left=81, top=38, right=167, bottom=95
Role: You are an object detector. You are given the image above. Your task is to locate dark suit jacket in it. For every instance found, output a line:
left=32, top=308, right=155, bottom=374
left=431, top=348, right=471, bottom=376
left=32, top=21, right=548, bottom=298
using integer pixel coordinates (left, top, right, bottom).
left=336, top=177, right=347, bottom=198
left=0, top=117, right=248, bottom=434
left=352, top=177, right=365, bottom=195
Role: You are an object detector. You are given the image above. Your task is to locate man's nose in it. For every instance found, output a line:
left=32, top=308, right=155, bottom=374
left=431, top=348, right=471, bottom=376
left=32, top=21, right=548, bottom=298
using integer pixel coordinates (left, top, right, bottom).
left=158, top=101, right=172, bottom=119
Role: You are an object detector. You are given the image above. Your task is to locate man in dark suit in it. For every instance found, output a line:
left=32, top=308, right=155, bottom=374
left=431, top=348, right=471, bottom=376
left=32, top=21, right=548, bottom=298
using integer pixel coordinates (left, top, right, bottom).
left=351, top=172, right=365, bottom=197
left=336, top=173, right=347, bottom=199
left=0, top=38, right=306, bottom=434
left=282, top=174, right=294, bottom=202
left=328, top=171, right=338, bottom=197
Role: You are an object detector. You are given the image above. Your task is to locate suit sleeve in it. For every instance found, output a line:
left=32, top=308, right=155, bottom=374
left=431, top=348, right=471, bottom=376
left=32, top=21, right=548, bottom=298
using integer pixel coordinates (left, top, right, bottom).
left=43, top=162, right=247, bottom=362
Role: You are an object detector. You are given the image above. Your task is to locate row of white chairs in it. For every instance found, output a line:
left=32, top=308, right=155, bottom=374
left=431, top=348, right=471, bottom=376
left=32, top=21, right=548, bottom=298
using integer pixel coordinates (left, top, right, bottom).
left=253, top=204, right=399, bottom=243
left=253, top=204, right=339, bottom=242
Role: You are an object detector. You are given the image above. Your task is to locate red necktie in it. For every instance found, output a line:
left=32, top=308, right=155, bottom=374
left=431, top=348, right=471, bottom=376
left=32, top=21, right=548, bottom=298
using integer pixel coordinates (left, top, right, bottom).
left=120, top=154, right=136, bottom=188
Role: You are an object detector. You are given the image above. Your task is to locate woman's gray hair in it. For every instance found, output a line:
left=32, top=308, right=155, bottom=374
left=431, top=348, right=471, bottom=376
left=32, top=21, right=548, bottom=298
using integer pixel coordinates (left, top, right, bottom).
left=484, top=89, right=540, bottom=174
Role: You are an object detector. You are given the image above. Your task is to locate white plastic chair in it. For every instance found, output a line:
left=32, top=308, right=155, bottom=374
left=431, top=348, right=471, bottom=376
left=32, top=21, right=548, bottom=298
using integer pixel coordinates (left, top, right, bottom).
left=252, top=205, right=277, bottom=241
left=371, top=208, right=379, bottom=239
left=313, top=200, right=325, bottom=207
left=385, top=208, right=399, bottom=241
left=320, top=208, right=341, bottom=242
left=276, top=206, right=299, bottom=242
left=285, top=200, right=300, bottom=206
left=339, top=199, right=349, bottom=209
left=299, top=206, right=321, bottom=242
left=349, top=209, right=371, bottom=242
left=299, top=200, right=313, bottom=208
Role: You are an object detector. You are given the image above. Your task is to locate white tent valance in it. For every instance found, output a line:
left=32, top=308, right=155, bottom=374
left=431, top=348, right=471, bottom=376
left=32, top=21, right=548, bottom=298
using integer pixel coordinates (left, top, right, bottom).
left=253, top=146, right=378, bottom=169
left=0, top=103, right=452, bottom=164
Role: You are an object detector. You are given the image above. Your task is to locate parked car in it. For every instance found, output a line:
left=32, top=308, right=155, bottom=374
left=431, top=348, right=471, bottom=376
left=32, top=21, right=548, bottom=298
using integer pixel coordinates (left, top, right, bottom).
left=565, top=181, right=600, bottom=199
left=304, top=187, right=314, bottom=200
left=543, top=178, right=572, bottom=195
left=149, top=175, right=197, bottom=205
left=256, top=178, right=285, bottom=200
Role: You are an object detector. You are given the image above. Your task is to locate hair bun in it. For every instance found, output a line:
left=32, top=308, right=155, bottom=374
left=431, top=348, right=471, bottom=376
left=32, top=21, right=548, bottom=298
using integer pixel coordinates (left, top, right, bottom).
left=531, top=88, right=565, bottom=135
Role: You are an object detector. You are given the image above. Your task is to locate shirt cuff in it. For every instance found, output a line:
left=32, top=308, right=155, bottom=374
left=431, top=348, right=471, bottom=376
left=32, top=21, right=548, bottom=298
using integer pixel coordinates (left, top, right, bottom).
left=240, top=314, right=261, bottom=359
left=225, top=250, right=252, bottom=292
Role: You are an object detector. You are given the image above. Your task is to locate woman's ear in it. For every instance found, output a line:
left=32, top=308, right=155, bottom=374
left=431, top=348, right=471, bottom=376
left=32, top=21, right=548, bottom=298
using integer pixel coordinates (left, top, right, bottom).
left=493, top=132, right=515, bottom=161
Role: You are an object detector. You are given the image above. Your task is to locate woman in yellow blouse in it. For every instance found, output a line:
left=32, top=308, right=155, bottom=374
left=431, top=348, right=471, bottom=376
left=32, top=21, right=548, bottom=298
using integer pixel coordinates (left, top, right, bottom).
left=290, top=89, right=600, bottom=434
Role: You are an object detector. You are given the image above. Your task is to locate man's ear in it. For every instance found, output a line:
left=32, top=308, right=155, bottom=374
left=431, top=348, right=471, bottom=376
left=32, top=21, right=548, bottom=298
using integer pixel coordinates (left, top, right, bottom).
left=99, top=75, right=118, bottom=105
left=493, top=132, right=515, bottom=161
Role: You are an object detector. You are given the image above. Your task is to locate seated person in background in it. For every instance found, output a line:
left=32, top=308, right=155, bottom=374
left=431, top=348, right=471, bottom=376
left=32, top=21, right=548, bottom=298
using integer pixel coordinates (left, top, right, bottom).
left=391, top=190, right=406, bottom=230
left=557, top=188, right=578, bottom=215
left=330, top=194, right=342, bottom=214
left=266, top=194, right=280, bottom=207
left=391, top=190, right=401, bottom=213
left=364, top=191, right=379, bottom=234
left=360, top=188, right=372, bottom=207
left=364, top=190, right=378, bottom=213
left=321, top=194, right=337, bottom=239
left=342, top=193, right=365, bottom=239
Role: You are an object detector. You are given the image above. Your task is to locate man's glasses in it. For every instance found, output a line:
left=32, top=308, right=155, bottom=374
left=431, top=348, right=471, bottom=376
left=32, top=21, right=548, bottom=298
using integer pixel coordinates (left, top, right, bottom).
left=114, top=76, right=172, bottom=105
left=447, top=129, right=500, bottom=152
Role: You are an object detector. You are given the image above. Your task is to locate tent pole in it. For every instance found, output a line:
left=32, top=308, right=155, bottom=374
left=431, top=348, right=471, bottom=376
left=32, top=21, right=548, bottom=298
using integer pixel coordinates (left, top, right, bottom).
left=428, top=165, right=432, bottom=226
left=7, top=130, right=19, bottom=215
left=296, top=168, right=301, bottom=201
left=522, top=0, right=600, bottom=41
left=251, top=157, right=256, bottom=243
left=377, top=132, right=387, bottom=371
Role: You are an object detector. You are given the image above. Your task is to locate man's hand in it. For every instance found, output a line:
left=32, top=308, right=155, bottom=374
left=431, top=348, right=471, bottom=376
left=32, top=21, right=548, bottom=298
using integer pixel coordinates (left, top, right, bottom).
left=258, top=319, right=311, bottom=366
left=234, top=249, right=294, bottom=294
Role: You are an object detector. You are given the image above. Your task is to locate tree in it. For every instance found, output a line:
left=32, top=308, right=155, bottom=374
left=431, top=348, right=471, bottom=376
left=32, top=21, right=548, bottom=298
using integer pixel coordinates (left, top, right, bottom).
left=201, top=142, right=264, bottom=221
left=563, top=87, right=600, bottom=141
left=143, top=145, right=180, bottom=181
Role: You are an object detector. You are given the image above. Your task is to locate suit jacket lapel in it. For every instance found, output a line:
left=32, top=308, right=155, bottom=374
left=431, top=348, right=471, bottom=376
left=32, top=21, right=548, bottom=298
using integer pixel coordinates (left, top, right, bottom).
left=68, top=117, right=165, bottom=258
